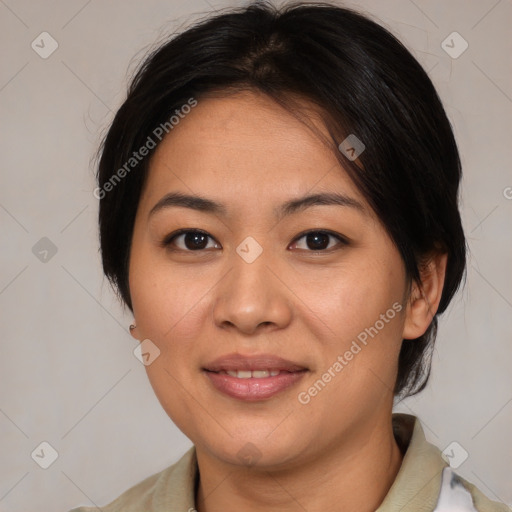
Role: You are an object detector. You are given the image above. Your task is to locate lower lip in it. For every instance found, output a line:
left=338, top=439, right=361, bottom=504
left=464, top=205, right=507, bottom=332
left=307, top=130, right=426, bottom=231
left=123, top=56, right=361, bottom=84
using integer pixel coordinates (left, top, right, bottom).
left=204, top=370, right=307, bottom=401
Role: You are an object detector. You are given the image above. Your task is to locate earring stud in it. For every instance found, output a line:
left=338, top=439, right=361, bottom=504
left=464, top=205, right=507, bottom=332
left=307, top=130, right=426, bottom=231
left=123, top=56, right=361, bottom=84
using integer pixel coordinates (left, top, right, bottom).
left=129, top=324, right=136, bottom=331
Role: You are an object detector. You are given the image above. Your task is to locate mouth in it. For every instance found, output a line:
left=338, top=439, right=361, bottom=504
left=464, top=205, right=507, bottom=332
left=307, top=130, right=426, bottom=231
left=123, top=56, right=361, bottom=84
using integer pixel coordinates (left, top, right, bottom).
left=213, top=369, right=291, bottom=378
left=202, top=353, right=308, bottom=401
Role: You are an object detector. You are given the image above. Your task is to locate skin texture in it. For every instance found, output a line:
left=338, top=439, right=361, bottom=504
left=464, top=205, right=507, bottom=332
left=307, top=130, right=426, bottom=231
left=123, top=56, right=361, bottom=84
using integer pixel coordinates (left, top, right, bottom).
left=128, top=90, right=447, bottom=512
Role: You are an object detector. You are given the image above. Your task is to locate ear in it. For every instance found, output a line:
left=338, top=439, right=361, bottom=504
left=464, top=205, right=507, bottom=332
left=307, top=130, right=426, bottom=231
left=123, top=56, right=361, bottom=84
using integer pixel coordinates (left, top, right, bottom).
left=402, top=252, right=448, bottom=340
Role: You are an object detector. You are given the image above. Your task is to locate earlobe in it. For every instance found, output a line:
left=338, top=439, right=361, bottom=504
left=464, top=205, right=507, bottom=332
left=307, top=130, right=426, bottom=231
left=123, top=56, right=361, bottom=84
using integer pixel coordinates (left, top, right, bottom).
left=402, top=252, right=448, bottom=340
left=129, top=323, right=138, bottom=340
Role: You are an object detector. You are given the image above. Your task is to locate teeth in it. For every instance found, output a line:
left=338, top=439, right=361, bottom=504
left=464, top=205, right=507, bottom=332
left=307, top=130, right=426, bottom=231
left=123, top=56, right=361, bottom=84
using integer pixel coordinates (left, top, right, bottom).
left=252, top=370, right=269, bottom=378
left=225, top=370, right=282, bottom=378
left=235, top=370, right=252, bottom=379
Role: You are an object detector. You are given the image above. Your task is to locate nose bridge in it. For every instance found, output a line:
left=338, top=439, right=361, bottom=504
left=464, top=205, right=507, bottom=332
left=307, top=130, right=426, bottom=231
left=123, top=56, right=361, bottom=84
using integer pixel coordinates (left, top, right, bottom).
left=227, top=237, right=274, bottom=308
left=212, top=236, right=291, bottom=333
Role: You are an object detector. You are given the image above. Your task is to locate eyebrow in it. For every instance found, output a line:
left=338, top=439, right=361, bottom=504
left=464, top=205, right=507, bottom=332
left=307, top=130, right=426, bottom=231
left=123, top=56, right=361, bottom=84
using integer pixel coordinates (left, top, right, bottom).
left=148, top=191, right=366, bottom=220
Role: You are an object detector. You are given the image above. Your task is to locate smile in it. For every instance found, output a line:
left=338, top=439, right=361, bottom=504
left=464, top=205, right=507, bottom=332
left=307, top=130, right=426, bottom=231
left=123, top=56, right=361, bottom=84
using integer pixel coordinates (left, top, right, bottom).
left=222, top=369, right=282, bottom=378
left=203, top=368, right=308, bottom=401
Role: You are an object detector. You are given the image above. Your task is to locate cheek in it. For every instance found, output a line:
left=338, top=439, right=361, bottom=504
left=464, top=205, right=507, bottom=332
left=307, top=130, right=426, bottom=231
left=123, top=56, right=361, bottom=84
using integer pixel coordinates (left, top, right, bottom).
left=293, top=256, right=405, bottom=393
left=129, top=240, right=215, bottom=357
left=291, top=258, right=399, bottom=342
left=129, top=256, right=213, bottom=432
left=131, top=268, right=209, bottom=347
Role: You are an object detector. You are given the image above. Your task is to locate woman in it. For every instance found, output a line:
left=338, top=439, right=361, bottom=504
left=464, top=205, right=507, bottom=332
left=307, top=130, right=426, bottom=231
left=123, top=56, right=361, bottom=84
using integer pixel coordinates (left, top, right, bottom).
left=71, top=1, right=509, bottom=511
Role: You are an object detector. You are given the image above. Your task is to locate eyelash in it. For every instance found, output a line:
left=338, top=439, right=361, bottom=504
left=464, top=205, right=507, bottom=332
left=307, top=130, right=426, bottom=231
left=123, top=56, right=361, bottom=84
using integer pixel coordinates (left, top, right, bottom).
left=160, top=228, right=349, bottom=253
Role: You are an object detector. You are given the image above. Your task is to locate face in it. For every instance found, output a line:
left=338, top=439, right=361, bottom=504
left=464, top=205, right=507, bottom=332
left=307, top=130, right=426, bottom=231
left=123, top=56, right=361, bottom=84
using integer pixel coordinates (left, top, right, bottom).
left=129, top=90, right=410, bottom=468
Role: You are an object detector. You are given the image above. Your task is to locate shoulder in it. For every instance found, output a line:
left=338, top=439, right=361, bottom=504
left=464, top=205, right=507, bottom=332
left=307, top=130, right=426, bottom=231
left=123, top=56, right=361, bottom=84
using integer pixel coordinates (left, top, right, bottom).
left=432, top=441, right=510, bottom=511
left=385, top=414, right=511, bottom=512
left=67, top=469, right=161, bottom=512
left=450, top=470, right=511, bottom=512
left=67, top=446, right=197, bottom=512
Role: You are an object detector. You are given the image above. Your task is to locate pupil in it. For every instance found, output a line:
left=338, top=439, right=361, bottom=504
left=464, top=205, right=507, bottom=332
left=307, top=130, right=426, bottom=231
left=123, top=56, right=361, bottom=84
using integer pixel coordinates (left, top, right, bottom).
left=307, top=232, right=329, bottom=250
left=185, top=232, right=207, bottom=250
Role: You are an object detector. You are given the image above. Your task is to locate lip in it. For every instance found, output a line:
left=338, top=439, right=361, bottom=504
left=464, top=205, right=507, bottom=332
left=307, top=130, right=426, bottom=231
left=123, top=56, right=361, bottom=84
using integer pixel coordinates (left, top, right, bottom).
left=203, top=353, right=308, bottom=401
left=203, top=353, right=307, bottom=372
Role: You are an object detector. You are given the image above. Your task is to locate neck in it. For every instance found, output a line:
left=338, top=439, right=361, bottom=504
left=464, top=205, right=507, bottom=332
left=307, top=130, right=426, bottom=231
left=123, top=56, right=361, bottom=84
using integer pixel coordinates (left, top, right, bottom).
left=195, top=414, right=404, bottom=512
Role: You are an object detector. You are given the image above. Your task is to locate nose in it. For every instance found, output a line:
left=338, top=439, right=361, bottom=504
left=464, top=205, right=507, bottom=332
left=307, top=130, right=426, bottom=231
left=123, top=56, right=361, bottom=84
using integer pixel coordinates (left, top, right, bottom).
left=212, top=246, right=293, bottom=336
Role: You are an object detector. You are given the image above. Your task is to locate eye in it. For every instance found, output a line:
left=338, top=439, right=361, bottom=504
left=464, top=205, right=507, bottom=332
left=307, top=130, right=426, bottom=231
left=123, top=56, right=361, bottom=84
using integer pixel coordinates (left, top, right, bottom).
left=161, top=229, right=220, bottom=251
left=289, top=230, right=348, bottom=252
left=161, top=228, right=348, bottom=253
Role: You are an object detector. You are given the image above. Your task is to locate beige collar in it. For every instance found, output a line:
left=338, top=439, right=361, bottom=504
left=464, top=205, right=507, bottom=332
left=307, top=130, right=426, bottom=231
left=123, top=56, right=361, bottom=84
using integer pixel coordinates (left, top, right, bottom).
left=376, top=413, right=448, bottom=511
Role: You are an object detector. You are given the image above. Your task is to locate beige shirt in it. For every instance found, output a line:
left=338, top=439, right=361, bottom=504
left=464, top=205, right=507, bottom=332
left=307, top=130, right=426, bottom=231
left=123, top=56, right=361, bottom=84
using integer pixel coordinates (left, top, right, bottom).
left=69, top=413, right=510, bottom=511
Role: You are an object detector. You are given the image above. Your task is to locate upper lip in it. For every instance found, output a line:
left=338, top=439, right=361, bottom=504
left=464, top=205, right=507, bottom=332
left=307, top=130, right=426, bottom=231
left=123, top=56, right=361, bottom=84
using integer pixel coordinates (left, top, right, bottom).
left=203, top=353, right=308, bottom=372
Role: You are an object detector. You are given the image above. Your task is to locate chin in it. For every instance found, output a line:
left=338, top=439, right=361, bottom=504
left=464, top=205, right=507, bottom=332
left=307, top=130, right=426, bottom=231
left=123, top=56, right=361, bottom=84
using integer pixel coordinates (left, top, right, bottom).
left=196, top=426, right=310, bottom=469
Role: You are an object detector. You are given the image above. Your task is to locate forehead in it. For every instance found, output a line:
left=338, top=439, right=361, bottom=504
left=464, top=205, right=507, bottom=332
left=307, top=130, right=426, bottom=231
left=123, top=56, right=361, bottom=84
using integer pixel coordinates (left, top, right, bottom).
left=141, top=90, right=366, bottom=214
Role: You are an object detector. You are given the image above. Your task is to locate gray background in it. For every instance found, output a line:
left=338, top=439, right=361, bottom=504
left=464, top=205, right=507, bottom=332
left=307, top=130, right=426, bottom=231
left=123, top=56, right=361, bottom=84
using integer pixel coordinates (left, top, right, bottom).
left=1, top=0, right=511, bottom=510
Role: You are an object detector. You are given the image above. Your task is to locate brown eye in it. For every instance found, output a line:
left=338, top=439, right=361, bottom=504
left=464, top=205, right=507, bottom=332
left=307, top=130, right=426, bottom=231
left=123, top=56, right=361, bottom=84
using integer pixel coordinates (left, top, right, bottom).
left=162, top=229, right=220, bottom=251
left=290, top=230, right=348, bottom=252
